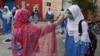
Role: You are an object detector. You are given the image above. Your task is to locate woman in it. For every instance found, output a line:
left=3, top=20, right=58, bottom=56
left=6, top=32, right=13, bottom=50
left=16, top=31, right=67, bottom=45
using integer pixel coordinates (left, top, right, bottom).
left=59, top=9, right=67, bottom=35
left=12, top=8, right=57, bottom=56
left=1, top=6, right=12, bottom=42
left=56, top=5, right=90, bottom=56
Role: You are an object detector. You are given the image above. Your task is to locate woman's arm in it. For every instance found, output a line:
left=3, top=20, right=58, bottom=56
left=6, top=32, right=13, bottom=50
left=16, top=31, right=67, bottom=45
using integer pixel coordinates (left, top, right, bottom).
left=56, top=15, right=65, bottom=25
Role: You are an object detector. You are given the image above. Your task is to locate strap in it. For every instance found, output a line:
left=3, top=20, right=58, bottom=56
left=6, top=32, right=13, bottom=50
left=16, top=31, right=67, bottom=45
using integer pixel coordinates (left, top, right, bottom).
left=78, top=20, right=84, bottom=36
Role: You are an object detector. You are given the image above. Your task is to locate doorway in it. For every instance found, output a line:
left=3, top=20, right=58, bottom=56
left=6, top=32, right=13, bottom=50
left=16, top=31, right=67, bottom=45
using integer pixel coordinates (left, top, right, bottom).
left=4, top=0, right=16, bottom=10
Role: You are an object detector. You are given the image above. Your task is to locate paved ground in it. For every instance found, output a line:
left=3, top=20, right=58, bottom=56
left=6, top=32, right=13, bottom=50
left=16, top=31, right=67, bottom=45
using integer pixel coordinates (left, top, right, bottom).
left=0, top=21, right=100, bottom=56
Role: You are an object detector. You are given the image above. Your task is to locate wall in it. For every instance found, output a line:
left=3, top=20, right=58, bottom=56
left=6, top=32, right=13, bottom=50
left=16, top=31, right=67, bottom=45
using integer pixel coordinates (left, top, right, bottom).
left=0, top=0, right=4, bottom=8
left=15, top=0, right=42, bottom=19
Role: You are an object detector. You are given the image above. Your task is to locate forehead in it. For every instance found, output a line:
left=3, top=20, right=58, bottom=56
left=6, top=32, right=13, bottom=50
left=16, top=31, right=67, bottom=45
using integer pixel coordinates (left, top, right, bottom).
left=67, top=9, right=72, bottom=14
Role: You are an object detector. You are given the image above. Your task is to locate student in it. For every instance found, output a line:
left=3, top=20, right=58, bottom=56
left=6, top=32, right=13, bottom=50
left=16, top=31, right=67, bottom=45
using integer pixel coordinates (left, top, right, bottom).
left=12, top=8, right=57, bottom=56
left=46, top=8, right=53, bottom=24
left=59, top=9, right=67, bottom=35
left=1, top=6, right=12, bottom=42
left=32, top=8, right=39, bottom=24
left=56, top=5, right=90, bottom=56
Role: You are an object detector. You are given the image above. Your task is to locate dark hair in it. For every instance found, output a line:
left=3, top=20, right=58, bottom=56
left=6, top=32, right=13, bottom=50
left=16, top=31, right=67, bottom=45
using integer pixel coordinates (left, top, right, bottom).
left=48, top=8, right=51, bottom=10
left=61, top=9, right=64, bottom=11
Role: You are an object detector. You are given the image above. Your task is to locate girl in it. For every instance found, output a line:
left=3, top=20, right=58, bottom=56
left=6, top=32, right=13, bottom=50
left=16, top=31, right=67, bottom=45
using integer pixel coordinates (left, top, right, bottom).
left=56, top=5, right=90, bottom=56
left=1, top=6, right=12, bottom=43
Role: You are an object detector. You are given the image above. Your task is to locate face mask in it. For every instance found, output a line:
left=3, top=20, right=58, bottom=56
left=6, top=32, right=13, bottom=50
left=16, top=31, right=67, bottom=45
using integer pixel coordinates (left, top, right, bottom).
left=28, top=16, right=33, bottom=22
left=4, top=8, right=8, bottom=12
left=68, top=14, right=74, bottom=20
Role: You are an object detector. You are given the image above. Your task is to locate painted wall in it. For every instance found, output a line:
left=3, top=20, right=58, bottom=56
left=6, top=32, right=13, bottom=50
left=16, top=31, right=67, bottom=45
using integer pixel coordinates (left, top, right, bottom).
left=15, top=0, right=43, bottom=19
left=0, top=0, right=4, bottom=8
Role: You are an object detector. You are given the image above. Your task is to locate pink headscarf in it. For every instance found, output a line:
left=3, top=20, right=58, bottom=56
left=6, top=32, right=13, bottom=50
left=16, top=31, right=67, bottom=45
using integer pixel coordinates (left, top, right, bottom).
left=14, top=9, right=30, bottom=28
left=12, top=9, right=57, bottom=56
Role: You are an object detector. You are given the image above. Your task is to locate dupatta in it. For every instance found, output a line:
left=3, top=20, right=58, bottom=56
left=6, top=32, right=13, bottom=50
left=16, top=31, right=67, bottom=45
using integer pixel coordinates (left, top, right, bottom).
left=12, top=9, right=57, bottom=56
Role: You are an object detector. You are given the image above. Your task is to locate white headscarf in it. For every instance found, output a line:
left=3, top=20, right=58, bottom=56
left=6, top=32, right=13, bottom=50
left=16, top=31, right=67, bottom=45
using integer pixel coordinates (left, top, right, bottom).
left=2, top=6, right=12, bottom=24
left=67, top=5, right=90, bottom=43
left=47, top=10, right=52, bottom=15
left=68, top=5, right=84, bottom=24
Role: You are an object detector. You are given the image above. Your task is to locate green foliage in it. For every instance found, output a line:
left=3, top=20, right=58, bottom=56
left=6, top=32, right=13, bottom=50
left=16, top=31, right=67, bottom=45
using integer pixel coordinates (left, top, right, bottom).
left=72, top=0, right=97, bottom=13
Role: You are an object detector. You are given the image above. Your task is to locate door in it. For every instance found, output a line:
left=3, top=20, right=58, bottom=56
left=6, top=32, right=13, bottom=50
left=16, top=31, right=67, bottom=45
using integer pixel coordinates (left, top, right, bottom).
left=4, top=0, right=15, bottom=10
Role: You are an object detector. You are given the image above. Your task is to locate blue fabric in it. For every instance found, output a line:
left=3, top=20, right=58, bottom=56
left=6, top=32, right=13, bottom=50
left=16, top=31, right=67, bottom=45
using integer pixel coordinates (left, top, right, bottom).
left=80, top=42, right=89, bottom=54
left=5, top=2, right=16, bottom=10
left=33, top=13, right=38, bottom=21
left=0, top=11, right=2, bottom=18
left=46, top=12, right=52, bottom=22
left=1, top=17, right=12, bottom=33
left=60, top=21, right=65, bottom=28
left=65, top=34, right=89, bottom=56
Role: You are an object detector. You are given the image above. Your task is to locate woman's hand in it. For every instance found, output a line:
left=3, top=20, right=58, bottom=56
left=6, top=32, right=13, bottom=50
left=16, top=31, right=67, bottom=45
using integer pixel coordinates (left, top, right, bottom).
left=56, top=15, right=65, bottom=24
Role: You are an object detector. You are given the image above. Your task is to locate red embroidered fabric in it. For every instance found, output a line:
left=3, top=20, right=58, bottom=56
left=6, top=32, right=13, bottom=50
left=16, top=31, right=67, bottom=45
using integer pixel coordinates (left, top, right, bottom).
left=12, top=9, right=57, bottom=56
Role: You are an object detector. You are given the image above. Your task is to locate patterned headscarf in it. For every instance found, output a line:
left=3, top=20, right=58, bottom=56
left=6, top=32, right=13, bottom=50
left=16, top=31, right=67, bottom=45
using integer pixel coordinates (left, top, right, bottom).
left=14, top=9, right=30, bottom=28
left=13, top=8, right=57, bottom=56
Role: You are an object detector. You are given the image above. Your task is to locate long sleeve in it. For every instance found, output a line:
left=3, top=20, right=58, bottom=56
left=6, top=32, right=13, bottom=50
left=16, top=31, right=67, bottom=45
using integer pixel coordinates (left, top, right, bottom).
left=81, top=21, right=90, bottom=42
left=41, top=23, right=56, bottom=36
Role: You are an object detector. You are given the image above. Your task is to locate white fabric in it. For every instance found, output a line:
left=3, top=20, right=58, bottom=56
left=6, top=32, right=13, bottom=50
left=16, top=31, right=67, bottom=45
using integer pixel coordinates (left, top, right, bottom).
left=67, top=5, right=90, bottom=42
left=60, top=11, right=68, bottom=19
left=47, top=10, right=52, bottom=15
left=5, top=33, right=12, bottom=40
left=2, top=6, right=12, bottom=24
left=60, top=11, right=65, bottom=16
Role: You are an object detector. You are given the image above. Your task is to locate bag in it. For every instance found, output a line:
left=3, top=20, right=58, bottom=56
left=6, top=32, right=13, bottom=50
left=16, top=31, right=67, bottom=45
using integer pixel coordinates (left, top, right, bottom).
left=51, top=14, right=54, bottom=19
left=78, top=20, right=97, bottom=56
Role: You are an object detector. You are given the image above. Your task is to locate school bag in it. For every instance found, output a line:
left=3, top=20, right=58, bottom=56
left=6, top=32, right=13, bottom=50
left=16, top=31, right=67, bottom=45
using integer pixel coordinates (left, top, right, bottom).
left=78, top=20, right=97, bottom=56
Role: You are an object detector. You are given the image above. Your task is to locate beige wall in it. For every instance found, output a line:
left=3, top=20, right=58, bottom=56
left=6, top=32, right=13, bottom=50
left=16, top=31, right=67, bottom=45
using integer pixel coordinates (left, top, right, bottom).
left=42, top=0, right=62, bottom=20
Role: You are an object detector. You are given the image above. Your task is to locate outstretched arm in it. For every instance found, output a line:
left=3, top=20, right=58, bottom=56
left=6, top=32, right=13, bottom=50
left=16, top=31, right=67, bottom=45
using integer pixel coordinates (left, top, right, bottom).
left=41, top=23, right=56, bottom=36
left=56, top=11, right=67, bottom=25
left=56, top=15, right=65, bottom=25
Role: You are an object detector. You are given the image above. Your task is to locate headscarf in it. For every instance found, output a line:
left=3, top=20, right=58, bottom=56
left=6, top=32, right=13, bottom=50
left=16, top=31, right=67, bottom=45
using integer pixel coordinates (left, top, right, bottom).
left=12, top=8, right=57, bottom=56
left=67, top=5, right=84, bottom=24
left=67, top=5, right=90, bottom=42
left=2, top=6, right=12, bottom=24
left=14, top=8, right=30, bottom=28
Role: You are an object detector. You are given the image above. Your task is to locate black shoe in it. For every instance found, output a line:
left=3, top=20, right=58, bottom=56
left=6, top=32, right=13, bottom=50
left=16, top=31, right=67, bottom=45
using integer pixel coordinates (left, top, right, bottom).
left=61, top=31, right=64, bottom=35
left=8, top=47, right=12, bottom=50
left=35, top=22, right=37, bottom=24
left=3, top=39, right=11, bottom=43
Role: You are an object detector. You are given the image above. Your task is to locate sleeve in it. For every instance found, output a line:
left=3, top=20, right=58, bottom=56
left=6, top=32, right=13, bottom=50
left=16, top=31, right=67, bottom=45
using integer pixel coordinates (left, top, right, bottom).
left=62, top=11, right=68, bottom=19
left=41, top=23, right=56, bottom=36
left=80, top=21, right=89, bottom=42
